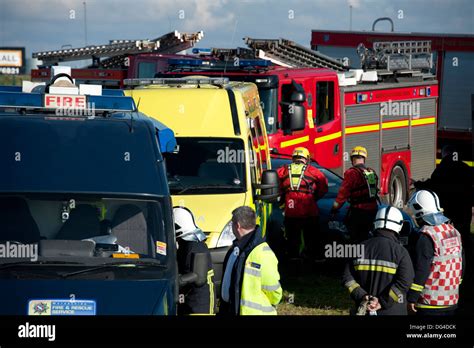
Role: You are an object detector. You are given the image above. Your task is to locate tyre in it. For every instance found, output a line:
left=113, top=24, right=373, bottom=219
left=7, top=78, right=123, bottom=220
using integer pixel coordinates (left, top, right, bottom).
left=388, top=165, right=407, bottom=208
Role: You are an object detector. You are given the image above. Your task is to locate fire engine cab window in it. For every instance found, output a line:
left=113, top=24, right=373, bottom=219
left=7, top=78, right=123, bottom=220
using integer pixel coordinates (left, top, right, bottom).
left=138, top=62, right=157, bottom=78
left=316, top=81, right=334, bottom=126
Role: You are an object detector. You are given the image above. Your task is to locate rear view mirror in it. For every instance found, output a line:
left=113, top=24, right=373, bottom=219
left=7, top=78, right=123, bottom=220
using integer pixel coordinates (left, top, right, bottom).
left=255, top=170, right=280, bottom=202
left=178, top=252, right=208, bottom=288
left=291, top=91, right=305, bottom=103
left=281, top=103, right=306, bottom=134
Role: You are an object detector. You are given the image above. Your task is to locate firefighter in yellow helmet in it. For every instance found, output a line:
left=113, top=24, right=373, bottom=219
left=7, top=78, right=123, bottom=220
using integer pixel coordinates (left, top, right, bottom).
left=277, top=147, right=328, bottom=261
left=331, top=146, right=379, bottom=243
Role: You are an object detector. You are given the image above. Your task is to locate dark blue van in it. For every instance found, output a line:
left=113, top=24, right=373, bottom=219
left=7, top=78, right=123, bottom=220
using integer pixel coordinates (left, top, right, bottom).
left=0, top=83, right=201, bottom=315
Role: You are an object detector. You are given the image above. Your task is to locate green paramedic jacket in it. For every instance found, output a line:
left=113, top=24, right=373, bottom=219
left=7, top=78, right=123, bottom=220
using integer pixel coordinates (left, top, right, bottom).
left=220, top=227, right=282, bottom=315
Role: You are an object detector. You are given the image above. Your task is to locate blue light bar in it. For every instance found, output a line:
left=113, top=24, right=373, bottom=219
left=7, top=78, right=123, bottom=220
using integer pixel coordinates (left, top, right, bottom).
left=0, top=91, right=136, bottom=112
left=239, top=59, right=272, bottom=67
left=168, top=58, right=209, bottom=67
left=168, top=58, right=272, bottom=69
left=192, top=48, right=212, bottom=55
left=102, top=89, right=125, bottom=97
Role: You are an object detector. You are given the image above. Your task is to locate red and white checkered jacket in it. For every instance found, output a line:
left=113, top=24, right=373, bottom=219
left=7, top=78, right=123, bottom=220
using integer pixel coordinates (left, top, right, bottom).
left=418, top=223, right=463, bottom=307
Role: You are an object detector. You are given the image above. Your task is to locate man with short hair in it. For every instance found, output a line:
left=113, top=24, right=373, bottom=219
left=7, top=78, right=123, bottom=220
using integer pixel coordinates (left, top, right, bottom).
left=219, top=206, right=282, bottom=315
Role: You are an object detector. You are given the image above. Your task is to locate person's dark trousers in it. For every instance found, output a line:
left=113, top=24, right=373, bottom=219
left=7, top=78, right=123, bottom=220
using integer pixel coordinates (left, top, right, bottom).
left=416, top=308, right=456, bottom=316
left=284, top=216, right=321, bottom=259
left=345, top=208, right=377, bottom=243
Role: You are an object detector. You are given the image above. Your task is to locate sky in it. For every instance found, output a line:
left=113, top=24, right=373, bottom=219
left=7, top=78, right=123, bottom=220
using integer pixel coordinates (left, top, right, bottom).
left=0, top=0, right=473, bottom=64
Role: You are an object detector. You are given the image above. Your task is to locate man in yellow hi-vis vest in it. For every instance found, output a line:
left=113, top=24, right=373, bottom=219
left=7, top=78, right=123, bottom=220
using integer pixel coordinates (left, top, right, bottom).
left=219, top=206, right=282, bottom=315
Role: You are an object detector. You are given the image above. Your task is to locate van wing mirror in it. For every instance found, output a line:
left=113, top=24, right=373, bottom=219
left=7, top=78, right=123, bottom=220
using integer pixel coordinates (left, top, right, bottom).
left=179, top=252, right=209, bottom=288
left=281, top=102, right=306, bottom=133
left=254, top=170, right=280, bottom=202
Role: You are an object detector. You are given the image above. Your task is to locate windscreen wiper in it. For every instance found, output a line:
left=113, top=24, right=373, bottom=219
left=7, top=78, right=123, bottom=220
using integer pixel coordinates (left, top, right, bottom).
left=0, top=261, right=82, bottom=270
left=60, top=260, right=164, bottom=279
left=177, top=184, right=242, bottom=195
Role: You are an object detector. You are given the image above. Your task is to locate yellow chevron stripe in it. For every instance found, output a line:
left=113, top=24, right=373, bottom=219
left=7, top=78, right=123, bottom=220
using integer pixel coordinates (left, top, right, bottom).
left=346, top=124, right=380, bottom=135
left=382, top=120, right=409, bottom=129
left=412, top=117, right=436, bottom=126
left=280, top=135, right=309, bottom=148
left=314, top=131, right=342, bottom=144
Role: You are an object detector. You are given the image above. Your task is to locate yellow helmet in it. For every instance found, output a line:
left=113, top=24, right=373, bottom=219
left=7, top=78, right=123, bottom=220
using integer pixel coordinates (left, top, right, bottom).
left=351, top=146, right=368, bottom=159
left=292, top=147, right=310, bottom=160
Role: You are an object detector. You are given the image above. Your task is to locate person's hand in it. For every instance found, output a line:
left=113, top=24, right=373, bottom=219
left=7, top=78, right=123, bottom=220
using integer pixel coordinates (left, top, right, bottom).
left=368, top=297, right=381, bottom=311
left=407, top=303, right=417, bottom=314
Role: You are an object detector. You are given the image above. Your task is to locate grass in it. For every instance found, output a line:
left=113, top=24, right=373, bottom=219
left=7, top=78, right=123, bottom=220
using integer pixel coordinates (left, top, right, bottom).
left=277, top=262, right=353, bottom=315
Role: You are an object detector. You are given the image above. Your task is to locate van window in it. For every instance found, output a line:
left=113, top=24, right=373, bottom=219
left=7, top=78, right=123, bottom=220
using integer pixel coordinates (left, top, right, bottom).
left=316, top=81, right=334, bottom=126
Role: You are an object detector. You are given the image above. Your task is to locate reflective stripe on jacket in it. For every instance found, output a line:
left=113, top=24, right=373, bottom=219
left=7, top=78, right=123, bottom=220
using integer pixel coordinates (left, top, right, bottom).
left=277, top=163, right=328, bottom=218
left=240, top=243, right=282, bottom=315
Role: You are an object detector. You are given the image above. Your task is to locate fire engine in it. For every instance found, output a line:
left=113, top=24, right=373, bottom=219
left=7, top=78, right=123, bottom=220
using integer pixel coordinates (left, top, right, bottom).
left=31, top=30, right=204, bottom=88
left=162, top=38, right=439, bottom=208
left=311, top=25, right=474, bottom=167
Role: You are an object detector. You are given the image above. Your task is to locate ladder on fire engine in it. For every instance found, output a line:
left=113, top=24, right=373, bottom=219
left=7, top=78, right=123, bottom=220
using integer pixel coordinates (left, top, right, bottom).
left=357, top=40, right=434, bottom=78
left=243, top=37, right=347, bottom=72
left=33, top=30, right=204, bottom=67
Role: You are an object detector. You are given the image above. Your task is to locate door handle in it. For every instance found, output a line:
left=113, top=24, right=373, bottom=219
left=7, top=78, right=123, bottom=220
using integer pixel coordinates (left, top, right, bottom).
left=334, top=143, right=339, bottom=154
left=317, top=127, right=323, bottom=133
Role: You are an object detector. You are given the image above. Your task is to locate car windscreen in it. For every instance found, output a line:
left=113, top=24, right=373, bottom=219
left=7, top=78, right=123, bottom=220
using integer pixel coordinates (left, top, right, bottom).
left=0, top=194, right=171, bottom=265
left=166, top=137, right=246, bottom=195
left=0, top=116, right=165, bottom=196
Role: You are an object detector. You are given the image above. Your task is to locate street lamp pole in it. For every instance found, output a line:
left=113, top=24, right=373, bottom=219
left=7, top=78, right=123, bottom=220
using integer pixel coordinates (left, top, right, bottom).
left=83, top=1, right=88, bottom=46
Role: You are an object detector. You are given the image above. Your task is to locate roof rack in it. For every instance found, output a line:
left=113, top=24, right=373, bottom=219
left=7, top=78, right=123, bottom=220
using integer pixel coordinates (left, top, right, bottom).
left=124, top=77, right=230, bottom=87
left=33, top=30, right=204, bottom=67
left=243, top=37, right=347, bottom=71
left=358, top=40, right=433, bottom=73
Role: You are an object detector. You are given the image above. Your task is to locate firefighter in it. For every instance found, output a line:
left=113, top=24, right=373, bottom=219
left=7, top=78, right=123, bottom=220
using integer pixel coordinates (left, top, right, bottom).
left=406, top=190, right=464, bottom=316
left=331, top=146, right=379, bottom=243
left=174, top=207, right=216, bottom=315
left=414, top=145, right=472, bottom=269
left=342, top=206, right=414, bottom=315
left=277, top=147, right=328, bottom=261
left=219, top=206, right=282, bottom=315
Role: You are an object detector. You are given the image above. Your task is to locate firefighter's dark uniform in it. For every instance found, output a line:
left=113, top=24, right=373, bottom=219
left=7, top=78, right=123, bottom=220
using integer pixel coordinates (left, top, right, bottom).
left=333, top=164, right=378, bottom=243
left=277, top=162, right=328, bottom=259
left=177, top=239, right=216, bottom=315
left=342, top=229, right=414, bottom=315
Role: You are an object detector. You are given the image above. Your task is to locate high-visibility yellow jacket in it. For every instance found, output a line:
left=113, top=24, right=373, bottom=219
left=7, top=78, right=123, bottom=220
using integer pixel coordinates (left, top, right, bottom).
left=220, top=228, right=282, bottom=315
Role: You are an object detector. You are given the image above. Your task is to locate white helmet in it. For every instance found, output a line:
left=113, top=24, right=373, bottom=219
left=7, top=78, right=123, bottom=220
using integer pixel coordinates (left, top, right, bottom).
left=407, top=190, right=449, bottom=226
left=374, top=206, right=404, bottom=234
left=173, top=207, right=206, bottom=242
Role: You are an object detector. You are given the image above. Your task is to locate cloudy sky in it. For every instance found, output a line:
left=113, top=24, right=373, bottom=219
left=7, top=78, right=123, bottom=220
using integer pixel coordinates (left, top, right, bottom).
left=0, top=0, right=472, bottom=62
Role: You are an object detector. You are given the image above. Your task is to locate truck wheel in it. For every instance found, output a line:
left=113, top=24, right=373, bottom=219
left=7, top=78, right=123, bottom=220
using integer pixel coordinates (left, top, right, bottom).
left=388, top=165, right=407, bottom=208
